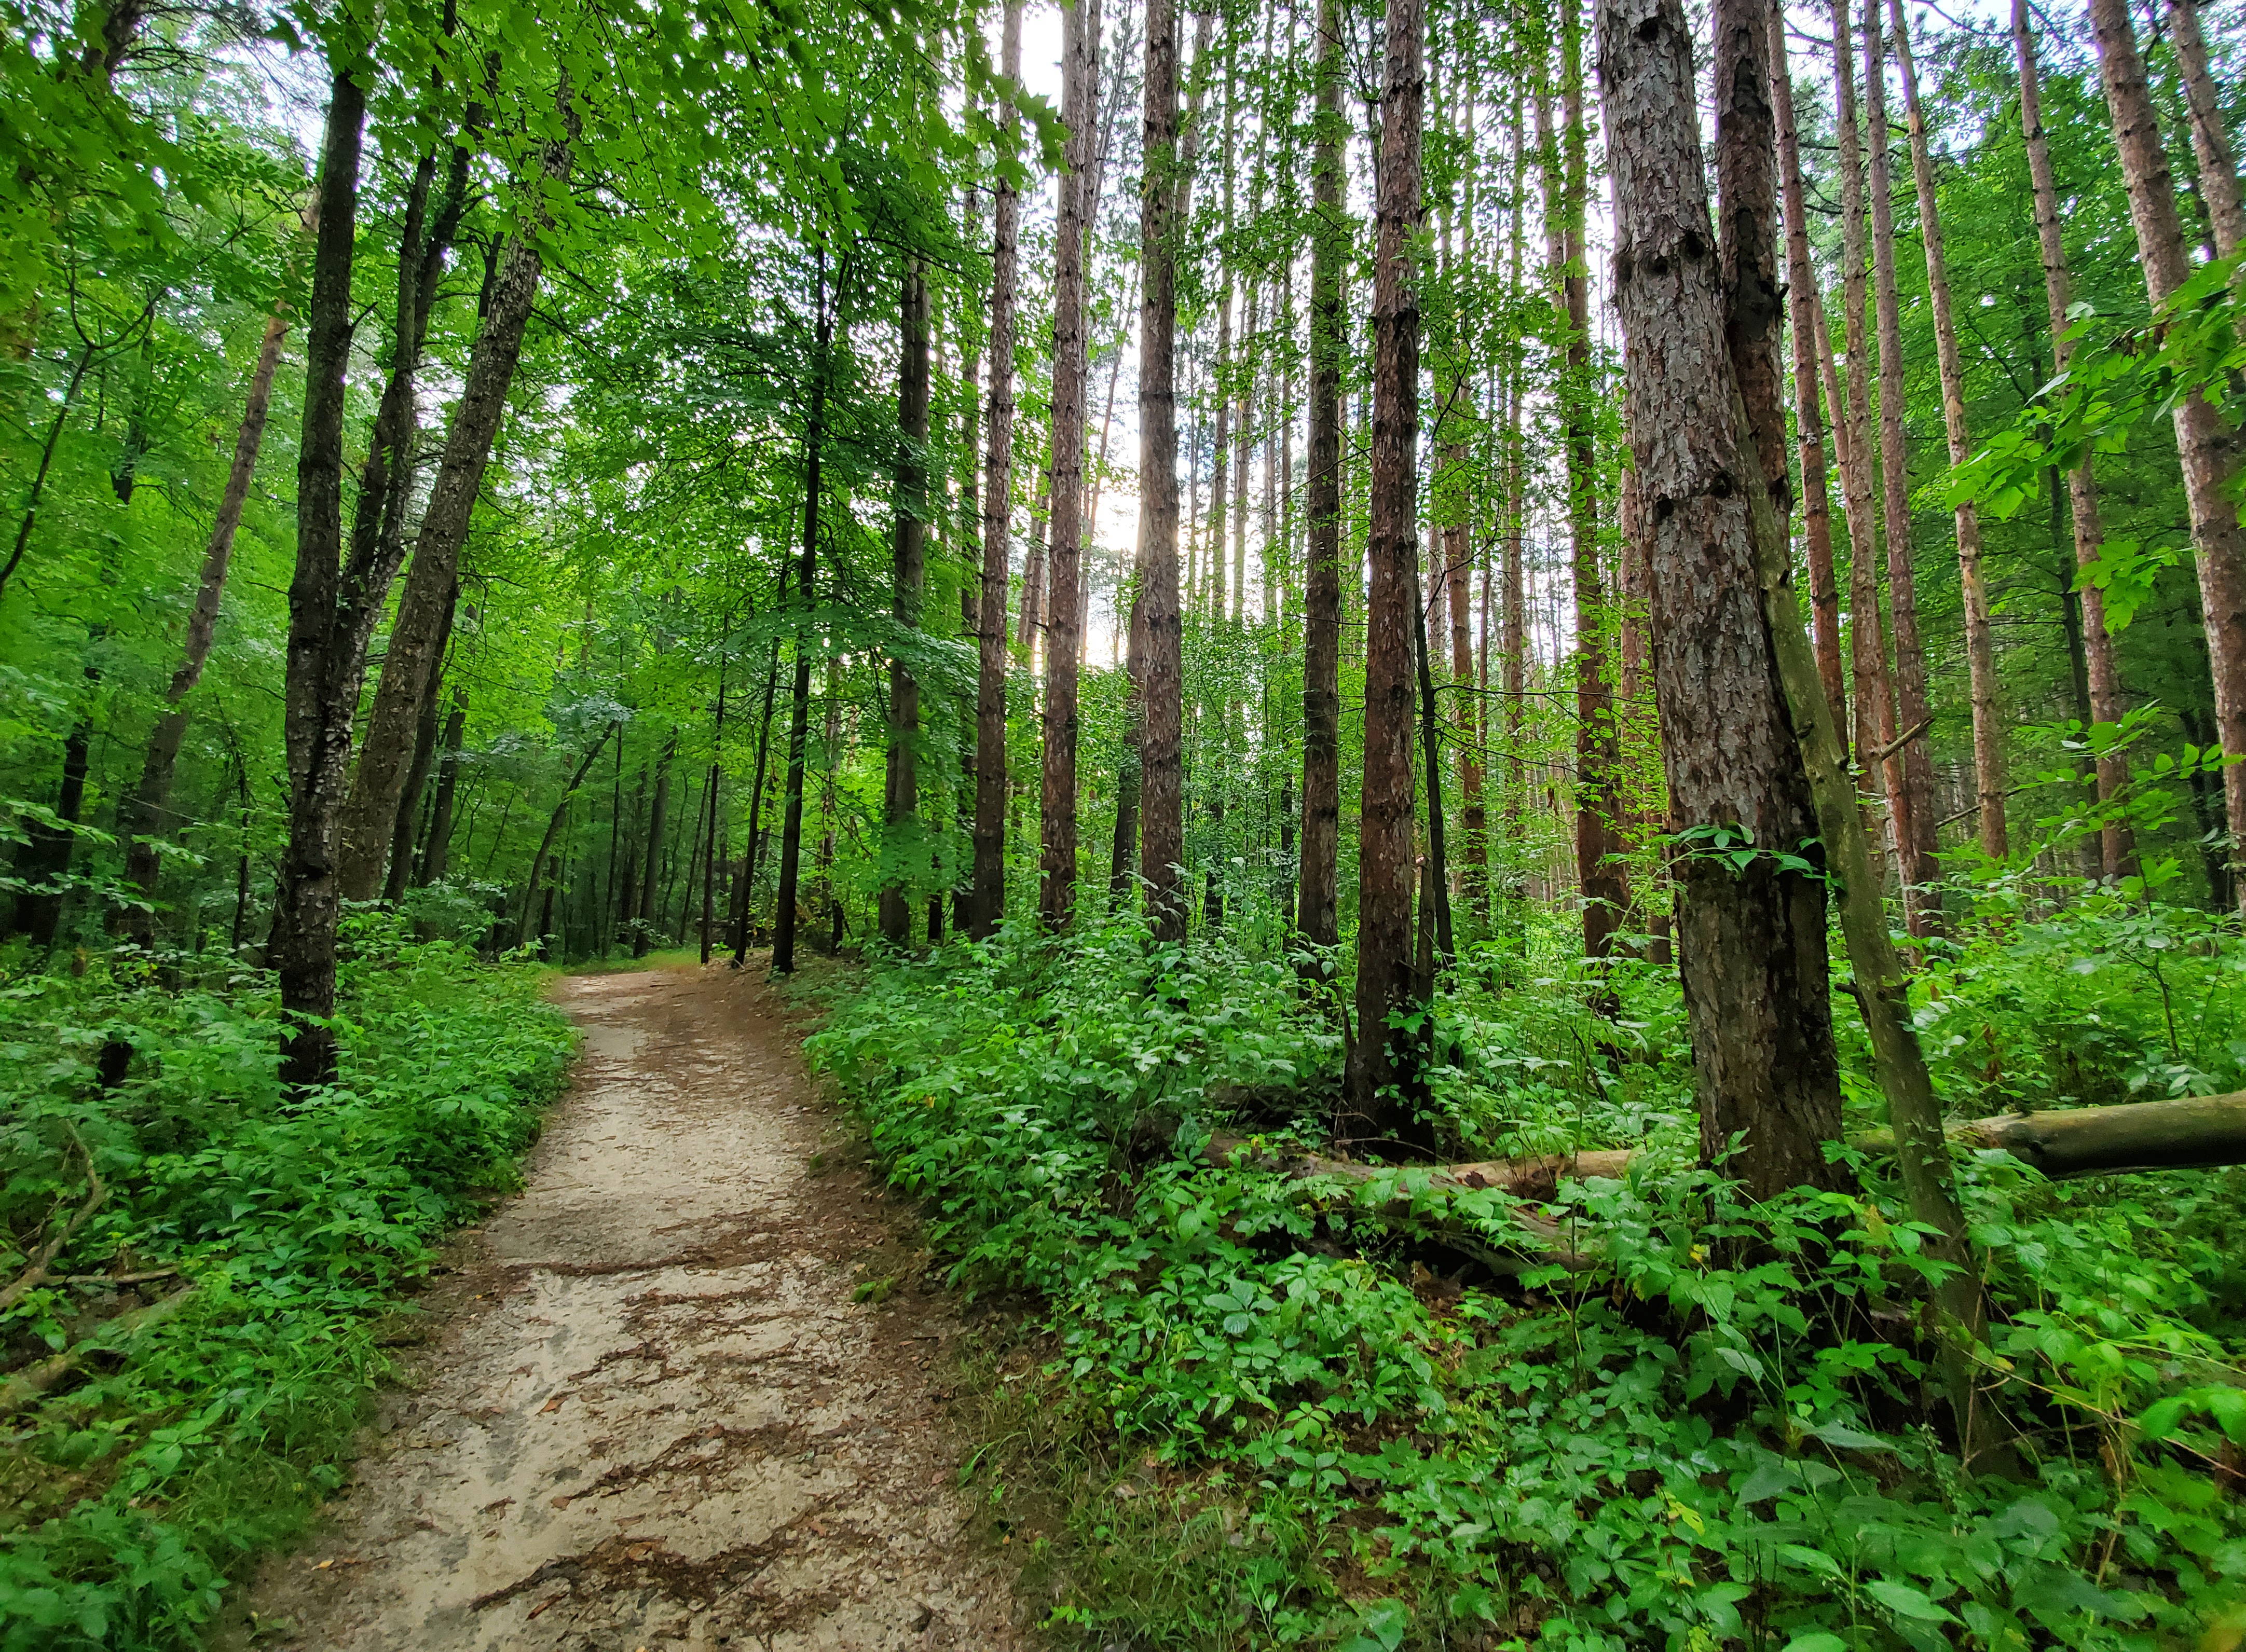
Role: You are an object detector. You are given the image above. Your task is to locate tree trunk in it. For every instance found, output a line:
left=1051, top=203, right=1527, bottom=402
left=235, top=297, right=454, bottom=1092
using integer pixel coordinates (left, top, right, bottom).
left=337, top=126, right=571, bottom=903
left=1137, top=0, right=1185, bottom=944
left=1888, top=0, right=2004, bottom=859
left=384, top=583, right=455, bottom=904
left=1344, top=0, right=1429, bottom=1153
left=1767, top=0, right=1848, bottom=750
left=972, top=0, right=1024, bottom=941
left=1297, top=0, right=1344, bottom=954
left=1611, top=0, right=1846, bottom=1202
left=1042, top=0, right=1099, bottom=931
left=735, top=576, right=785, bottom=960
left=519, top=725, right=615, bottom=947
left=1415, top=525, right=1453, bottom=970
left=2090, top=0, right=2246, bottom=911
left=635, top=734, right=676, bottom=958
left=1862, top=0, right=1940, bottom=928
left=119, top=286, right=297, bottom=941
left=421, top=674, right=468, bottom=885
left=700, top=666, right=727, bottom=965
left=882, top=261, right=933, bottom=946
left=2166, top=0, right=2244, bottom=262
left=270, top=68, right=369, bottom=1091
left=1827, top=0, right=1901, bottom=848
left=2014, top=0, right=2132, bottom=880
left=774, top=249, right=831, bottom=973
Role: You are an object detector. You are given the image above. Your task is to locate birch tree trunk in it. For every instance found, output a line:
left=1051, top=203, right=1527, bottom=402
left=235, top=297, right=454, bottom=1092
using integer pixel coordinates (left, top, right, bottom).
left=2090, top=0, right=2246, bottom=911
left=2014, top=0, right=2133, bottom=879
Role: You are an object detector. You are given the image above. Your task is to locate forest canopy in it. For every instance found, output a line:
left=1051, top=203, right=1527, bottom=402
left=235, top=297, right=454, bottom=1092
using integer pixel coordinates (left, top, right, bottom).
left=4, top=0, right=2246, bottom=1640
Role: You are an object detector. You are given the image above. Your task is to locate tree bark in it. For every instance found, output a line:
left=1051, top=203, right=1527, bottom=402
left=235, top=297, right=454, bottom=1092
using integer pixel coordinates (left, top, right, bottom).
left=1137, top=0, right=1185, bottom=944
left=972, top=0, right=1024, bottom=941
left=270, top=66, right=369, bottom=1090
left=2166, top=0, right=2244, bottom=263
left=2014, top=0, right=2132, bottom=879
left=1768, top=1, right=1847, bottom=750
left=384, top=584, right=455, bottom=904
left=635, top=734, right=675, bottom=958
left=2090, top=0, right=2246, bottom=911
left=337, top=125, right=572, bottom=903
left=1828, top=0, right=1900, bottom=845
left=1605, top=0, right=1986, bottom=1445
left=1888, top=0, right=2004, bottom=859
left=1344, top=0, right=1428, bottom=1153
left=421, top=668, right=468, bottom=886
left=1297, top=0, right=1344, bottom=954
left=1613, top=0, right=1845, bottom=1201
left=119, top=286, right=297, bottom=941
left=1041, top=0, right=1099, bottom=932
left=882, top=261, right=932, bottom=946
left=1862, top=0, right=1939, bottom=928
left=774, top=249, right=831, bottom=973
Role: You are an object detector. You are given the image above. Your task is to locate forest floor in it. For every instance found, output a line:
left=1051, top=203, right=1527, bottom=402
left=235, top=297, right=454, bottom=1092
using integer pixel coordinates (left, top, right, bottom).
left=218, top=960, right=1021, bottom=1652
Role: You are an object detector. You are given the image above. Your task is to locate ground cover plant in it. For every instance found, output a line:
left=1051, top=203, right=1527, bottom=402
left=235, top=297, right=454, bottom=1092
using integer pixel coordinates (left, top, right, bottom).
left=0, top=923, right=572, bottom=1649
left=807, top=886, right=2246, bottom=1651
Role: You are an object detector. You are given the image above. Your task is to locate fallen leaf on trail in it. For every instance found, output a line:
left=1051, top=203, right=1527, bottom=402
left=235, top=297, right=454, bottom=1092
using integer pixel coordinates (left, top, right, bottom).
left=541, top=1394, right=568, bottom=1413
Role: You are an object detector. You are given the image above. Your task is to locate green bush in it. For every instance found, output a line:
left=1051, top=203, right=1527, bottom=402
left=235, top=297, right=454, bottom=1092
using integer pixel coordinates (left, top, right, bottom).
left=809, top=906, right=2246, bottom=1651
left=0, top=918, right=572, bottom=1650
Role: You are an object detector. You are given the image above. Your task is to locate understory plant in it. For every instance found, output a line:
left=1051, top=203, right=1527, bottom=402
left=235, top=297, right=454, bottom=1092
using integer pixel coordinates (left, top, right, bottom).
left=0, top=918, right=572, bottom=1650
left=807, top=904, right=2246, bottom=1652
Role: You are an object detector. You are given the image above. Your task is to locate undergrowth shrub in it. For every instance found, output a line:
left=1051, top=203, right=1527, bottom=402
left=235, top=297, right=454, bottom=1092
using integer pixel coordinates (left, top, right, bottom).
left=0, top=916, right=572, bottom=1650
left=808, top=905, right=2246, bottom=1651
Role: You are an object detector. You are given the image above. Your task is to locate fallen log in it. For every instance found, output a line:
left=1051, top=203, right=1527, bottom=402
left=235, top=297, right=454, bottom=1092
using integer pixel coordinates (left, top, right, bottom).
left=0, top=1284, right=198, bottom=1421
left=1851, top=1090, right=2246, bottom=1180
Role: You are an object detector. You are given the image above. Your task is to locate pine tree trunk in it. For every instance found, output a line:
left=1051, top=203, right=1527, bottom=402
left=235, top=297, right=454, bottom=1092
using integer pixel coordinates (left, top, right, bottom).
left=1041, top=0, right=1098, bottom=931
left=882, top=261, right=932, bottom=945
left=972, top=0, right=1024, bottom=940
left=775, top=251, right=831, bottom=971
left=1345, top=0, right=1429, bottom=1151
left=1862, top=0, right=1940, bottom=929
left=1297, top=0, right=1344, bottom=953
left=1767, top=2, right=1848, bottom=749
left=1888, top=0, right=2004, bottom=858
left=1827, top=0, right=1901, bottom=850
left=2166, top=0, right=2244, bottom=261
left=2014, top=0, right=2133, bottom=878
left=2090, top=0, right=2246, bottom=910
left=1137, top=0, right=1185, bottom=944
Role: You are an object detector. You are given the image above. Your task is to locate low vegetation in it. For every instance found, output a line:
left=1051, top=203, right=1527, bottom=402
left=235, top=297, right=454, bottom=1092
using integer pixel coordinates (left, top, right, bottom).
left=0, top=925, right=572, bottom=1649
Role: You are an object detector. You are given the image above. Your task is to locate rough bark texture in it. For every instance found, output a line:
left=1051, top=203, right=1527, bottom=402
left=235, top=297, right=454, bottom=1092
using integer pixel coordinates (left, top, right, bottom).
left=1828, top=0, right=1899, bottom=835
left=1040, top=0, right=1098, bottom=931
left=972, top=0, right=1024, bottom=940
left=1344, top=0, right=1427, bottom=1152
left=1136, top=0, right=1185, bottom=943
left=337, top=128, right=570, bottom=903
left=1296, top=0, right=1343, bottom=953
left=1768, top=0, right=1847, bottom=751
left=881, top=261, right=931, bottom=946
left=2166, top=0, right=2244, bottom=261
left=2014, top=0, right=2132, bottom=878
left=773, top=254, right=831, bottom=974
left=1862, top=0, right=1939, bottom=928
left=1605, top=0, right=1846, bottom=1199
left=1889, top=0, right=2004, bottom=859
left=269, top=69, right=369, bottom=1090
left=117, top=303, right=293, bottom=940
left=2090, top=0, right=2246, bottom=910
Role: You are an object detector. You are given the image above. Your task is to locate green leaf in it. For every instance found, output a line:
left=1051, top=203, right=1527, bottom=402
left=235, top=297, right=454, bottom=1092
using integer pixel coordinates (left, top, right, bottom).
left=1865, top=1580, right=1959, bottom=1625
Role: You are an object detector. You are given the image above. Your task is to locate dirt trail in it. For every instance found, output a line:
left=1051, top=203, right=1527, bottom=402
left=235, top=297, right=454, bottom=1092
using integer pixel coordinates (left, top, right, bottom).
left=231, top=963, right=1018, bottom=1652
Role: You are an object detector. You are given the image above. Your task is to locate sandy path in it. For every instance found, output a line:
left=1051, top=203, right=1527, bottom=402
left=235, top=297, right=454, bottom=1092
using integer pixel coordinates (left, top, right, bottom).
left=229, top=963, right=1018, bottom=1652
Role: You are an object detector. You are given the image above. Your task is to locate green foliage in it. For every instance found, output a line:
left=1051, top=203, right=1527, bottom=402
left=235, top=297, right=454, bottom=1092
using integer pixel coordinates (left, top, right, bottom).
left=812, top=912, right=2246, bottom=1650
left=0, top=924, right=571, bottom=1649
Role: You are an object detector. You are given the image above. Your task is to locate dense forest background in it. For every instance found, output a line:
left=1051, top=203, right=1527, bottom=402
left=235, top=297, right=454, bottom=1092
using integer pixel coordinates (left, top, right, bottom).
left=4, top=0, right=2246, bottom=1640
